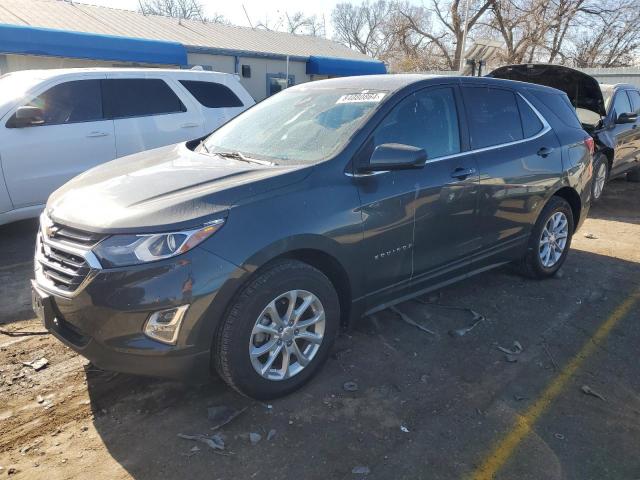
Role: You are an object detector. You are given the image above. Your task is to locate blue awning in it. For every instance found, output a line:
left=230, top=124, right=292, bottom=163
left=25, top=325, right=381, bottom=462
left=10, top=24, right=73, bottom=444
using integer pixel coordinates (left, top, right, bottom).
left=0, top=23, right=188, bottom=66
left=306, top=55, right=386, bottom=76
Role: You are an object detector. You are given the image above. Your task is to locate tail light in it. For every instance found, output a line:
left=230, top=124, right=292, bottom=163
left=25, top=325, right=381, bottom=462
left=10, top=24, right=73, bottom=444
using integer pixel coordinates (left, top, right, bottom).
left=584, top=136, right=595, bottom=155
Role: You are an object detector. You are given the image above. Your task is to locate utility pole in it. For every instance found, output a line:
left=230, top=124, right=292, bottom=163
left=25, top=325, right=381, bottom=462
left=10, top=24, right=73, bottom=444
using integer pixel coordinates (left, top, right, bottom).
left=459, top=0, right=471, bottom=72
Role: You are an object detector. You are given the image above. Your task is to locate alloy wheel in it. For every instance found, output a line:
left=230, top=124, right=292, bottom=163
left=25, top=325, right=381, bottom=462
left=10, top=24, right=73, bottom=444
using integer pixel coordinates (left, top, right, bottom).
left=249, top=290, right=325, bottom=381
left=593, top=161, right=607, bottom=200
left=539, top=211, right=569, bottom=268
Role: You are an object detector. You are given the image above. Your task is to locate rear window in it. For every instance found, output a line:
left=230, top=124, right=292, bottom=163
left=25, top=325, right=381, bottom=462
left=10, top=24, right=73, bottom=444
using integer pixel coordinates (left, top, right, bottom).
left=179, top=80, right=244, bottom=108
left=532, top=91, right=582, bottom=128
left=102, top=79, right=186, bottom=118
left=462, top=87, right=523, bottom=149
left=516, top=95, right=543, bottom=137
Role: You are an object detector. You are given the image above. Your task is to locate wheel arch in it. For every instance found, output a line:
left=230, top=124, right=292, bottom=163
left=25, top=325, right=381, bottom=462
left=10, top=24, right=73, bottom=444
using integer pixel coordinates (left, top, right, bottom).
left=551, top=186, right=581, bottom=232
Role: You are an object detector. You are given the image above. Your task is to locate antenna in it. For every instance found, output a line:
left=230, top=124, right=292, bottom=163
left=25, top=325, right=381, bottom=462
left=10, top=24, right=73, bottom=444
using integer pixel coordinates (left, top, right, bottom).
left=242, top=4, right=254, bottom=28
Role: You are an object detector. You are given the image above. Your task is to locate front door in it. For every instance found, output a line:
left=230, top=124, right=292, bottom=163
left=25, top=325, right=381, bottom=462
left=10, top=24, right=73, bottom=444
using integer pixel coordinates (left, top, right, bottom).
left=355, top=86, right=480, bottom=302
left=0, top=76, right=115, bottom=209
left=609, top=90, right=637, bottom=176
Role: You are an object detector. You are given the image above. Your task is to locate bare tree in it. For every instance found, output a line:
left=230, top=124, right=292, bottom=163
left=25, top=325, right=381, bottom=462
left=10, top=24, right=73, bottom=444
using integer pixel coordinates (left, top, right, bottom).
left=138, top=0, right=226, bottom=23
left=332, top=1, right=396, bottom=57
left=255, top=11, right=325, bottom=36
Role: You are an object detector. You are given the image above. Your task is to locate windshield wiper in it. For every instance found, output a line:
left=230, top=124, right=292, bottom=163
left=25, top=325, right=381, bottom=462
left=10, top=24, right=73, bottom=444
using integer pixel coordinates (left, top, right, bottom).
left=215, top=151, right=276, bottom=166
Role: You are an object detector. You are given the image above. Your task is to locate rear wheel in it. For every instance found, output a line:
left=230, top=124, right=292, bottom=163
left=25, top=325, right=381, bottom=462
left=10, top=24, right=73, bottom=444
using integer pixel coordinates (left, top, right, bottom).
left=627, top=167, right=640, bottom=183
left=518, top=196, right=574, bottom=279
left=591, top=154, right=608, bottom=203
left=214, top=260, right=340, bottom=399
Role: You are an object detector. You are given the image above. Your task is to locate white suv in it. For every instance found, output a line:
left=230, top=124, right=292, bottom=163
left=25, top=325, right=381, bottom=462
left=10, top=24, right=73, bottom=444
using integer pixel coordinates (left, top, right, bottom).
left=0, top=68, right=254, bottom=225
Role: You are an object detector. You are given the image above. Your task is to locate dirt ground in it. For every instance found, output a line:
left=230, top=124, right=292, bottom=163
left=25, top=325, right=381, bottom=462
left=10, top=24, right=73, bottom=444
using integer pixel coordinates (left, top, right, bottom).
left=0, top=179, right=639, bottom=480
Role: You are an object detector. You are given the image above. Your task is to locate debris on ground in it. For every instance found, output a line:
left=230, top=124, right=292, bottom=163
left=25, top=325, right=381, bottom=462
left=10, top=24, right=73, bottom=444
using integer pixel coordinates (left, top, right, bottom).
left=249, top=432, right=262, bottom=445
left=554, top=433, right=565, bottom=440
left=514, top=394, right=528, bottom=401
left=504, top=354, right=518, bottom=363
left=207, top=405, right=247, bottom=431
left=497, top=341, right=523, bottom=356
left=22, top=357, right=49, bottom=371
left=581, top=385, right=606, bottom=401
left=0, top=328, right=48, bottom=337
left=584, top=233, right=599, bottom=239
left=352, top=466, right=370, bottom=475
left=400, top=425, right=409, bottom=433
left=390, top=306, right=435, bottom=335
left=343, top=381, right=359, bottom=392
left=178, top=433, right=225, bottom=451
left=267, top=429, right=277, bottom=441
left=542, top=342, right=560, bottom=371
left=412, top=297, right=485, bottom=337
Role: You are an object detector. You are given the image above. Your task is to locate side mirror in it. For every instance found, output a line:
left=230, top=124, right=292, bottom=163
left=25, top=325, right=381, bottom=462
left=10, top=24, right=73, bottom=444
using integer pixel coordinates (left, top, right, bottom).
left=616, top=112, right=638, bottom=124
left=363, top=143, right=428, bottom=172
left=8, top=106, right=44, bottom=128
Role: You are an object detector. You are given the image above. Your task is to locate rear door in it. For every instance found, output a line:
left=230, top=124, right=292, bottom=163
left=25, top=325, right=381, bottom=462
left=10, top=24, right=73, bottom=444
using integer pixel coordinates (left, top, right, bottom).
left=461, top=85, right=562, bottom=254
left=0, top=75, right=115, bottom=208
left=103, top=74, right=203, bottom=158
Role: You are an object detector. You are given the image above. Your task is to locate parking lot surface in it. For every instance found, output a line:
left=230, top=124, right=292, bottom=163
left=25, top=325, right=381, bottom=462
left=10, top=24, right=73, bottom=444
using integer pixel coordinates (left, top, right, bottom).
left=0, top=180, right=639, bottom=479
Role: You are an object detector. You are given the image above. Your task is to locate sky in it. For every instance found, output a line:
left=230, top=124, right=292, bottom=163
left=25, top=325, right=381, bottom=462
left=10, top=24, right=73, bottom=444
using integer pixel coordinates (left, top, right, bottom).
left=76, top=0, right=341, bottom=36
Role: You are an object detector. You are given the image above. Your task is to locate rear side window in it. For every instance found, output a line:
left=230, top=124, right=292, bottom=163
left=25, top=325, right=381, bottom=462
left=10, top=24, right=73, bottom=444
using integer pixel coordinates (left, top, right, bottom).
left=462, top=87, right=523, bottom=149
left=628, top=90, right=640, bottom=114
left=532, top=91, right=582, bottom=129
left=9, top=80, right=103, bottom=127
left=179, top=80, right=243, bottom=108
left=102, top=79, right=186, bottom=118
left=517, top=95, right=543, bottom=137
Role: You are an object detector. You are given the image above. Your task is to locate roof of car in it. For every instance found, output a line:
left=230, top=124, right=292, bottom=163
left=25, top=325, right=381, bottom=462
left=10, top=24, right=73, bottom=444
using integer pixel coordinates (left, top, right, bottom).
left=290, top=73, right=564, bottom=95
left=3, top=67, right=237, bottom=80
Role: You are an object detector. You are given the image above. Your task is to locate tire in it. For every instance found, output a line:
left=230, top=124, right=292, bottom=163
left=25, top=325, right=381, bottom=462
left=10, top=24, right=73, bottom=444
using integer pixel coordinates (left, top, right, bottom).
left=214, top=259, right=340, bottom=400
left=591, top=154, right=608, bottom=203
left=627, top=167, right=640, bottom=183
left=517, top=196, right=575, bottom=279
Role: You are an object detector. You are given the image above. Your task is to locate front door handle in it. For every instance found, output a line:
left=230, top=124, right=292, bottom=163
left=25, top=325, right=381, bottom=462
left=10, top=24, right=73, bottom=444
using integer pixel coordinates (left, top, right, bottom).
left=86, top=131, right=109, bottom=138
left=450, top=167, right=476, bottom=180
left=537, top=147, right=554, bottom=157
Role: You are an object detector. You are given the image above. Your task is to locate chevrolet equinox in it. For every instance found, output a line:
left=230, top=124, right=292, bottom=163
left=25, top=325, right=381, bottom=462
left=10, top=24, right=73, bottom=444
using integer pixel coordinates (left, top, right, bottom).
left=32, top=75, right=593, bottom=399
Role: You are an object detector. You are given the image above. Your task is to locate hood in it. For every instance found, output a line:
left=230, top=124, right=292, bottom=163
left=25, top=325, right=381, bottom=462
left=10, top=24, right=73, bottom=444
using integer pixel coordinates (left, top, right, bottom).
left=488, top=64, right=606, bottom=117
left=47, top=143, right=310, bottom=233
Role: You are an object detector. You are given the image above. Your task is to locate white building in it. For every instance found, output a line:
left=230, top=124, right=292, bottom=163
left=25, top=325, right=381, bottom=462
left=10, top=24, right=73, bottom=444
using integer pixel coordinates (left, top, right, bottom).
left=0, top=0, right=386, bottom=101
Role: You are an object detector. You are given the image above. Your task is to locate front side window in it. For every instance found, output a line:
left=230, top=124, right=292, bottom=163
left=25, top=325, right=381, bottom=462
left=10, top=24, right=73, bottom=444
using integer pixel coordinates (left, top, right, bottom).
left=463, top=87, right=523, bottom=149
left=628, top=90, right=640, bottom=114
left=179, top=80, right=244, bottom=108
left=102, top=79, right=186, bottom=118
left=203, top=87, right=386, bottom=164
left=9, top=80, right=102, bottom=127
left=372, top=87, right=461, bottom=159
left=611, top=91, right=632, bottom=117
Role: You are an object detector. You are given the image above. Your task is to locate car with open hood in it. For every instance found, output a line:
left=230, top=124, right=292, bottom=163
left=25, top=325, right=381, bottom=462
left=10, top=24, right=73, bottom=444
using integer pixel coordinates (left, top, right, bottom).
left=32, top=74, right=592, bottom=399
left=489, top=64, right=640, bottom=202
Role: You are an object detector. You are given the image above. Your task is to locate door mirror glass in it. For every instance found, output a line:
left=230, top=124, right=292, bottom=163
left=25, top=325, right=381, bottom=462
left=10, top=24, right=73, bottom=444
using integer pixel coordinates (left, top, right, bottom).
left=616, top=112, right=638, bottom=124
left=365, top=143, right=427, bottom=171
left=9, top=106, right=44, bottom=128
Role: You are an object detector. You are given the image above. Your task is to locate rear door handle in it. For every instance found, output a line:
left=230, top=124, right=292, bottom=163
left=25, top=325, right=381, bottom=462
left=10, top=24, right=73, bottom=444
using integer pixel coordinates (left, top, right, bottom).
left=181, top=122, right=200, bottom=128
left=86, top=131, right=109, bottom=138
left=450, top=167, right=476, bottom=180
left=537, top=147, right=554, bottom=157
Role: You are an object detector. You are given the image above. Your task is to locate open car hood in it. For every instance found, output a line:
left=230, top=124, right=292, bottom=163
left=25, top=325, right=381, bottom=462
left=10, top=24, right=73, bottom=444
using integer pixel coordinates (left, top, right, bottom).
left=488, top=64, right=606, bottom=117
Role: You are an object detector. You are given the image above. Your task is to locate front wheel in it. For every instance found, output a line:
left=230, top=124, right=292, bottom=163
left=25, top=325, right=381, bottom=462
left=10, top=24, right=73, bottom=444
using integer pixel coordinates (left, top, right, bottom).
left=213, top=260, right=340, bottom=399
left=517, top=196, right=575, bottom=279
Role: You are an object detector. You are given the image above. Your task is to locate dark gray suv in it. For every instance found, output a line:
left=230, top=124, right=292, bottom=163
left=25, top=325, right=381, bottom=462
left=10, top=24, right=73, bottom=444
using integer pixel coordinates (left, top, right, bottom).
left=32, top=75, right=593, bottom=399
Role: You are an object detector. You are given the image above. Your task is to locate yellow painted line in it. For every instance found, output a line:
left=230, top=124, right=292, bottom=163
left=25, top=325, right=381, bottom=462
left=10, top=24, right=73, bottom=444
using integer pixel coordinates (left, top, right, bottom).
left=472, top=287, right=640, bottom=480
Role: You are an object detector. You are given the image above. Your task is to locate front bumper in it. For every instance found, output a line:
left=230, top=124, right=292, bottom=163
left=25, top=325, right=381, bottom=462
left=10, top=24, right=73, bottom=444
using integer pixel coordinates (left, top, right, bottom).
left=32, top=247, right=240, bottom=382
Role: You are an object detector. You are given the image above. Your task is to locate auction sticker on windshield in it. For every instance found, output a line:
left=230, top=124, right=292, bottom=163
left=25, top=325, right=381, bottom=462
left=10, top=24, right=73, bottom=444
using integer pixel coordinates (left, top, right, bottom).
left=336, top=92, right=386, bottom=104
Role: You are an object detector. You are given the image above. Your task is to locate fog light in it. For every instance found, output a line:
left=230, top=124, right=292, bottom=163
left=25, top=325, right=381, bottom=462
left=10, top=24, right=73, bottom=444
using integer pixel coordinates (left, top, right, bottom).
left=144, top=305, right=190, bottom=345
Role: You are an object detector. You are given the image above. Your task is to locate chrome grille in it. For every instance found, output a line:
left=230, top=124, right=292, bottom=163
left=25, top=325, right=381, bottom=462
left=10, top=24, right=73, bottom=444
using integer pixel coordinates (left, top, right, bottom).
left=35, top=215, right=105, bottom=295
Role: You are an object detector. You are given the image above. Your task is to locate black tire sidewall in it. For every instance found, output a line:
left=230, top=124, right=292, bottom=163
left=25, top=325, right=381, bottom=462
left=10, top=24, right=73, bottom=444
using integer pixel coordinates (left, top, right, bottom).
left=529, top=197, right=574, bottom=277
left=216, top=261, right=340, bottom=399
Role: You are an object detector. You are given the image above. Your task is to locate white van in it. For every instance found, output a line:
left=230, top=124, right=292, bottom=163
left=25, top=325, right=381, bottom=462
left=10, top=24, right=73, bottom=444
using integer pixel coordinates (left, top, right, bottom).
left=0, top=68, right=254, bottom=225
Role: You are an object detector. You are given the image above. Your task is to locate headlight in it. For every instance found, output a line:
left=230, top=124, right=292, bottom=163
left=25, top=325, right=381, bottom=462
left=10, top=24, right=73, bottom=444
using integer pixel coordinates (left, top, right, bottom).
left=93, top=219, right=225, bottom=268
